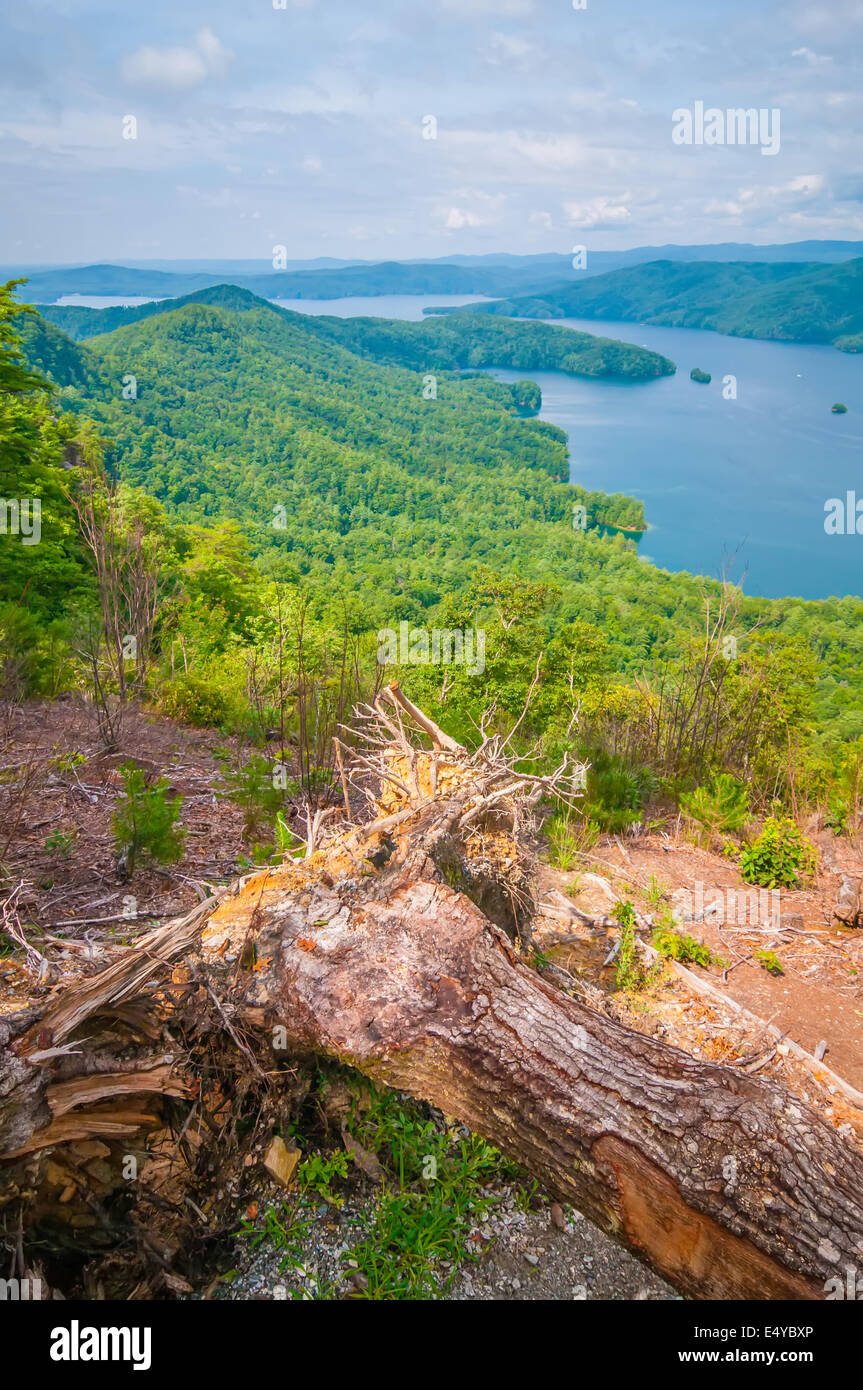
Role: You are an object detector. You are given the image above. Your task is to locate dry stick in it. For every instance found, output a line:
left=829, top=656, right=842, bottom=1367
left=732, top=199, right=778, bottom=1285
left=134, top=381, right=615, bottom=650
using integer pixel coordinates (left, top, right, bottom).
left=42, top=912, right=173, bottom=930
left=382, top=682, right=464, bottom=753
left=333, top=739, right=351, bottom=819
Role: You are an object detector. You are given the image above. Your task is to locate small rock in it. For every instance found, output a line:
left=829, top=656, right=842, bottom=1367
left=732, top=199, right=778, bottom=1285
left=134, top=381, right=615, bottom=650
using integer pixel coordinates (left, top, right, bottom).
left=262, top=1136, right=301, bottom=1188
left=833, top=875, right=861, bottom=927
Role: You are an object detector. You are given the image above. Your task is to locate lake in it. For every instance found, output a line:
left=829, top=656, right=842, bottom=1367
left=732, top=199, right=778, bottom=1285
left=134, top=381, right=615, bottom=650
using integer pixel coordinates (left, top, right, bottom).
left=491, top=316, right=863, bottom=602
left=51, top=293, right=491, bottom=319
left=270, top=293, right=490, bottom=320
left=54, top=295, right=165, bottom=308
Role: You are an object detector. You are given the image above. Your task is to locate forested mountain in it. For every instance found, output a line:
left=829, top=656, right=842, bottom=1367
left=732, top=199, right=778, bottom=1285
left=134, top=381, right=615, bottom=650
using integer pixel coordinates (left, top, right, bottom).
left=8, top=281, right=863, bottom=750
left=445, top=257, right=863, bottom=350
left=18, top=289, right=655, bottom=602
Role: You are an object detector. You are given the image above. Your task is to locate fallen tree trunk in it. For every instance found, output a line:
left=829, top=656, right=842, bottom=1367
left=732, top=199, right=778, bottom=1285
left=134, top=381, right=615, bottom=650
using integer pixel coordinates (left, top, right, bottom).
left=2, top=685, right=862, bottom=1300
left=198, top=849, right=863, bottom=1301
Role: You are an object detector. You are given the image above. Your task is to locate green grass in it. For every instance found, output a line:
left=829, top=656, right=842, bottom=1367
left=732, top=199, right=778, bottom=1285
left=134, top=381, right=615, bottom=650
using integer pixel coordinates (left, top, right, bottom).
left=239, top=1072, right=532, bottom=1300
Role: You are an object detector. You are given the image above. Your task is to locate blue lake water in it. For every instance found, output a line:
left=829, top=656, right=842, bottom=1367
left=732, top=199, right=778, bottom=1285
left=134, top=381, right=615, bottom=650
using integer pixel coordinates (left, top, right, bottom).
left=52, top=293, right=489, bottom=317
left=54, top=295, right=165, bottom=308
left=274, top=297, right=863, bottom=599
left=270, top=293, right=490, bottom=319
left=490, top=317, right=863, bottom=602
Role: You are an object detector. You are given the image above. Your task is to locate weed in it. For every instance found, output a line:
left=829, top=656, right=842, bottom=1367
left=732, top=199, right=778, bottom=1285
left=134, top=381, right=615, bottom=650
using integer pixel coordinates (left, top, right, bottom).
left=613, top=900, right=648, bottom=991
left=754, top=948, right=784, bottom=976
left=646, top=873, right=669, bottom=908
left=44, top=829, right=76, bottom=859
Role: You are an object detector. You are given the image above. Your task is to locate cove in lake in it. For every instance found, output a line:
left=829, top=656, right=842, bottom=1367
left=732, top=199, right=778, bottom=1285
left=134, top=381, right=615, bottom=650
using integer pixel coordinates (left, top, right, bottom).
left=491, top=316, right=863, bottom=602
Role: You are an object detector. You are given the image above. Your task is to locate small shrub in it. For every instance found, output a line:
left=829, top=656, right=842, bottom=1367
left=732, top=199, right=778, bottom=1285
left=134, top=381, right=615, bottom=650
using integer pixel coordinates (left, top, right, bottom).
left=584, top=752, right=655, bottom=834
left=160, top=675, right=232, bottom=728
left=112, top=764, right=185, bottom=875
left=754, top=948, right=783, bottom=976
left=652, top=922, right=719, bottom=969
left=824, top=798, right=849, bottom=837
left=680, top=774, right=749, bottom=842
left=55, top=751, right=86, bottom=774
left=740, top=817, right=816, bottom=889
left=44, top=829, right=76, bottom=859
left=218, top=754, right=287, bottom=840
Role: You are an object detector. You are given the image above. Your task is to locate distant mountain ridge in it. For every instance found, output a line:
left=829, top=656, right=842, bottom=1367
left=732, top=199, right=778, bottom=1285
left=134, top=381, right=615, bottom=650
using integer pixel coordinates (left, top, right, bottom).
left=11, top=240, right=863, bottom=305
left=430, top=257, right=863, bottom=351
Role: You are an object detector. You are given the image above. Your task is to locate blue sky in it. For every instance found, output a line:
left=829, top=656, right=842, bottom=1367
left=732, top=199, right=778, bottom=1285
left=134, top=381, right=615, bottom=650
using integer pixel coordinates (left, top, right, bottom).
left=2, top=0, right=862, bottom=263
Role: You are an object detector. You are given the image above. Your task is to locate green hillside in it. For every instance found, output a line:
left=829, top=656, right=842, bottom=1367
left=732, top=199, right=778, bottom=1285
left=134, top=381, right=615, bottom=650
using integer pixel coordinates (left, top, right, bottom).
left=447, top=257, right=863, bottom=349
left=40, top=294, right=652, bottom=598
left=39, top=285, right=674, bottom=382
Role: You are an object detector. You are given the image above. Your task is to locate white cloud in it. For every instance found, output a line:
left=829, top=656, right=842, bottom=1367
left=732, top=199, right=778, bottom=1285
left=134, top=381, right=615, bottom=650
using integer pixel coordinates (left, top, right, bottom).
left=444, top=207, right=483, bottom=229
left=488, top=32, right=534, bottom=61
left=563, top=195, right=631, bottom=228
left=445, top=129, right=588, bottom=173
left=529, top=210, right=553, bottom=229
left=121, top=27, right=232, bottom=89
left=438, top=191, right=505, bottom=230
left=707, top=174, right=827, bottom=221
left=792, top=45, right=832, bottom=65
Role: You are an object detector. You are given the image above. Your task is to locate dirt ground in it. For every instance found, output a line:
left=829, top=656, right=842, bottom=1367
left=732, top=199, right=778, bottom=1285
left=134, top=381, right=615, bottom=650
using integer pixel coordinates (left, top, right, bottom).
left=534, top=835, right=863, bottom=1145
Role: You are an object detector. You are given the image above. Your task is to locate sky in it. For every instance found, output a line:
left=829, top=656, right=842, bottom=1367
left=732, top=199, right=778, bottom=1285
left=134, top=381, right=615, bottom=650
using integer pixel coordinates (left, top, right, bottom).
left=2, top=0, right=863, bottom=264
